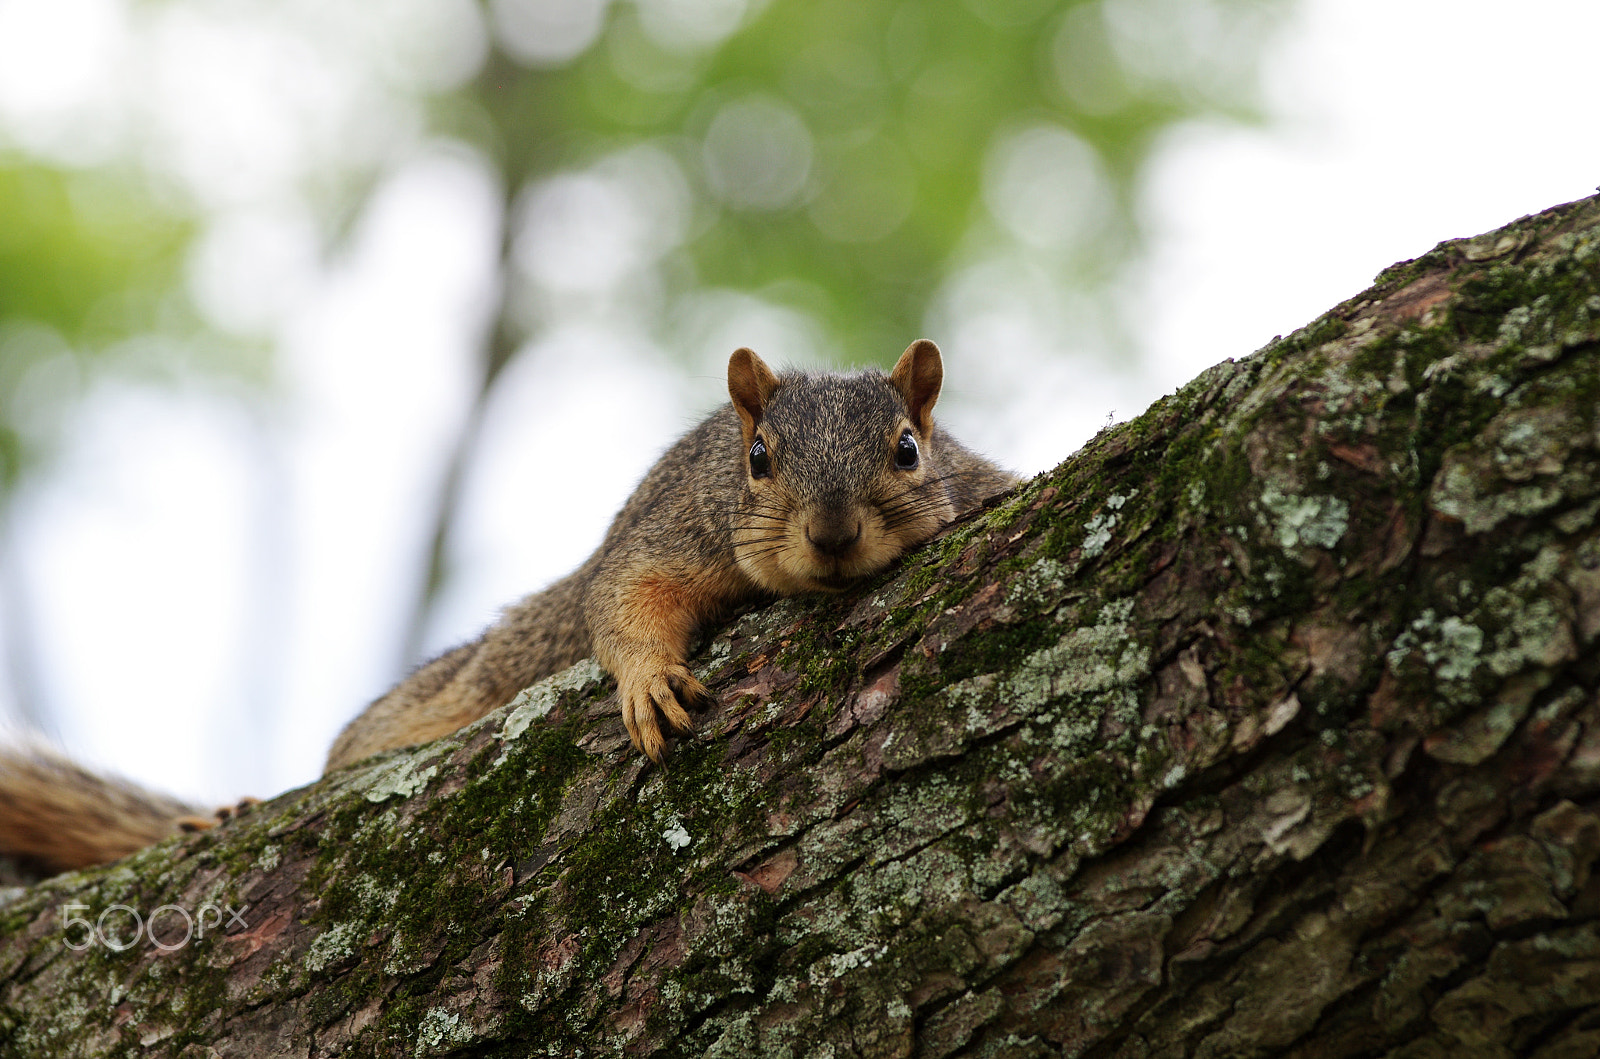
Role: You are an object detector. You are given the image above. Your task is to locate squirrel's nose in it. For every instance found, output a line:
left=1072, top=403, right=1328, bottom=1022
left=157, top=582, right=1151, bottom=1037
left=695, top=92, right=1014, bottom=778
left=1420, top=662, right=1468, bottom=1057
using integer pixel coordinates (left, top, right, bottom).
left=806, top=517, right=861, bottom=559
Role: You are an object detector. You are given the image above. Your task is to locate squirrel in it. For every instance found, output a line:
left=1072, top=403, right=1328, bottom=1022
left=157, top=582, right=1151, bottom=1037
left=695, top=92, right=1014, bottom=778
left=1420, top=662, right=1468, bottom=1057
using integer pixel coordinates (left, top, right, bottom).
left=0, top=340, right=1016, bottom=876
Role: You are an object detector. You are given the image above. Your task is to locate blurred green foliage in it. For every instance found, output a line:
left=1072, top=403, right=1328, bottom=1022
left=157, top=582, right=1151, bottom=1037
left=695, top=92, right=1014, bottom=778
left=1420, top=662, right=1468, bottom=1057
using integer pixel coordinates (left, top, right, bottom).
left=0, top=0, right=1292, bottom=681
left=0, top=159, right=196, bottom=490
left=0, top=0, right=1292, bottom=492
left=399, top=0, right=1290, bottom=650
left=449, top=0, right=1288, bottom=364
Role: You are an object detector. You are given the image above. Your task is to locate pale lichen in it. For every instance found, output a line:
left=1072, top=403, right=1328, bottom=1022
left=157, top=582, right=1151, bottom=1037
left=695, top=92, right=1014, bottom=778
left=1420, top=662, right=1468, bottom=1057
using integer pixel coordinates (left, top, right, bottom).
left=1259, top=487, right=1350, bottom=552
left=662, top=821, right=692, bottom=854
left=1004, top=557, right=1070, bottom=611
left=1082, top=512, right=1117, bottom=559
left=360, top=757, right=438, bottom=804
left=303, top=920, right=361, bottom=973
left=415, top=1008, right=474, bottom=1056
left=501, top=657, right=605, bottom=744
left=1387, top=610, right=1484, bottom=684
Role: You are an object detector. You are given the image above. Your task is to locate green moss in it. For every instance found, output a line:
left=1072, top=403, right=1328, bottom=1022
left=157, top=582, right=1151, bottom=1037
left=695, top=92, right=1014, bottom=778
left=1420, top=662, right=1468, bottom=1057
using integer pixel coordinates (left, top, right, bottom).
left=486, top=733, right=781, bottom=1027
left=1009, top=746, right=1137, bottom=854
left=288, top=713, right=593, bottom=1048
left=910, top=620, right=1058, bottom=701
left=1454, top=264, right=1543, bottom=343
left=1371, top=252, right=1439, bottom=291
left=780, top=615, right=860, bottom=701
left=1453, top=245, right=1600, bottom=356
left=1258, top=314, right=1351, bottom=371
left=304, top=976, right=369, bottom=1028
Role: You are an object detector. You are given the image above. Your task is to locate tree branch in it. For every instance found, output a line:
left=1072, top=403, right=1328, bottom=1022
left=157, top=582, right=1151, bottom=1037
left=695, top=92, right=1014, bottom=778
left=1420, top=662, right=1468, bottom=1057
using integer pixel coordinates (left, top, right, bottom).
left=4, top=194, right=1600, bottom=1058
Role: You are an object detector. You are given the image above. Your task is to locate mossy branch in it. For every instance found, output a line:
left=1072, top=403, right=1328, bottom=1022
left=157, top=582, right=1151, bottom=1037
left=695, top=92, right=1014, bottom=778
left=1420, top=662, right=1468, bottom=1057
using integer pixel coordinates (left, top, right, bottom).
left=5, top=195, right=1600, bottom=1057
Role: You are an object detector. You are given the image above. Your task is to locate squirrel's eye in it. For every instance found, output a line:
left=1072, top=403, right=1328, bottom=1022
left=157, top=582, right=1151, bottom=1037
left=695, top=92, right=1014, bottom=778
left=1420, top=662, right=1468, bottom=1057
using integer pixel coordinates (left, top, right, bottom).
left=749, top=438, right=771, bottom=479
left=894, top=430, right=919, bottom=470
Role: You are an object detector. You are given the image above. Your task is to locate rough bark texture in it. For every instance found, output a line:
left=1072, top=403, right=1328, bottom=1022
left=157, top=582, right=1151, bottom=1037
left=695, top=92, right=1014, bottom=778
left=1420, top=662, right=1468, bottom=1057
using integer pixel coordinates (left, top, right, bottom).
left=6, top=195, right=1600, bottom=1058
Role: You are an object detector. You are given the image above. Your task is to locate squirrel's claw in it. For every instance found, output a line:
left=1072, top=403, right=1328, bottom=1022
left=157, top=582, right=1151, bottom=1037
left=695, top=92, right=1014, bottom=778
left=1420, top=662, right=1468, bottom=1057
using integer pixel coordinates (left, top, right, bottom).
left=620, top=663, right=706, bottom=762
left=176, top=796, right=261, bottom=834
left=665, top=668, right=712, bottom=718
left=214, top=796, right=261, bottom=822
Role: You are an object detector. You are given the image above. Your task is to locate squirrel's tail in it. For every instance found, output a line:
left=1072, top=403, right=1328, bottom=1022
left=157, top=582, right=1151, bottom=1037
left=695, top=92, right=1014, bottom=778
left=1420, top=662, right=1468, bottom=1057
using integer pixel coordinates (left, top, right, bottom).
left=0, top=742, right=205, bottom=876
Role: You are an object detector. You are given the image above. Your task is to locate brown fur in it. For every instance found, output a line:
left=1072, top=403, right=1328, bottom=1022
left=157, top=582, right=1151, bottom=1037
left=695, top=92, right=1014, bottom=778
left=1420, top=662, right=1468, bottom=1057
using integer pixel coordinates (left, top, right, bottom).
left=2, top=341, right=1018, bottom=874
left=0, top=743, right=205, bottom=874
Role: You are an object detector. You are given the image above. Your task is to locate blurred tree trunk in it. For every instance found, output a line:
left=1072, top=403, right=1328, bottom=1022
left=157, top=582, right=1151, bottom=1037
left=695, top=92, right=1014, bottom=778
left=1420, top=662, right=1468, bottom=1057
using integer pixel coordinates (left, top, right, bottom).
left=395, top=198, right=519, bottom=675
left=4, top=194, right=1600, bottom=1058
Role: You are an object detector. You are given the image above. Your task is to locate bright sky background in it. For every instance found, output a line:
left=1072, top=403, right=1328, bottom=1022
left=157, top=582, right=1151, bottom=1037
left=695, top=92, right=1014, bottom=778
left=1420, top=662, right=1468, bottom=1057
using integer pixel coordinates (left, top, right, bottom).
left=4, top=0, right=1598, bottom=805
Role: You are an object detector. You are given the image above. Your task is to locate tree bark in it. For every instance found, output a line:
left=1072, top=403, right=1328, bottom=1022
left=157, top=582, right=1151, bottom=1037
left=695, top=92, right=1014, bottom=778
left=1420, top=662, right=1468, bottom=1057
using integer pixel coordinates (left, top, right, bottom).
left=5, top=194, right=1600, bottom=1058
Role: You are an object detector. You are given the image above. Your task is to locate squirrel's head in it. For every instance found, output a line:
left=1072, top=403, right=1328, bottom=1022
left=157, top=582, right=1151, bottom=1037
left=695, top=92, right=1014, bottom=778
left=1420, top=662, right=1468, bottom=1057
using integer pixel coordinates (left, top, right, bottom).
left=727, top=340, right=958, bottom=594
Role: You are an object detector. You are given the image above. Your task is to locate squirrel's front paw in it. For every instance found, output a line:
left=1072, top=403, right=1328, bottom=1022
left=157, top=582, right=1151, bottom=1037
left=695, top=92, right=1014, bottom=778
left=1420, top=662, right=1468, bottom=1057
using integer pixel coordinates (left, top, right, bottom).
left=618, top=662, right=709, bottom=762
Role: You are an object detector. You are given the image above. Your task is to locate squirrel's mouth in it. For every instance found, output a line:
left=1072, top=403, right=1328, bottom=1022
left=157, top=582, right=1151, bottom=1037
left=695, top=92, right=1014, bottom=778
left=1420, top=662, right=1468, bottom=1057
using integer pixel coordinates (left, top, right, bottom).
left=810, top=571, right=858, bottom=592
left=738, top=523, right=904, bottom=596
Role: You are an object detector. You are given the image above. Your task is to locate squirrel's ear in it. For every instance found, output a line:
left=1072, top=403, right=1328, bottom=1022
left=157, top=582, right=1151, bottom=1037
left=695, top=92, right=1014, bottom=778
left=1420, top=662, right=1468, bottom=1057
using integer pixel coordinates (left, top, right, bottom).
left=890, top=339, right=942, bottom=435
left=728, top=347, right=780, bottom=436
